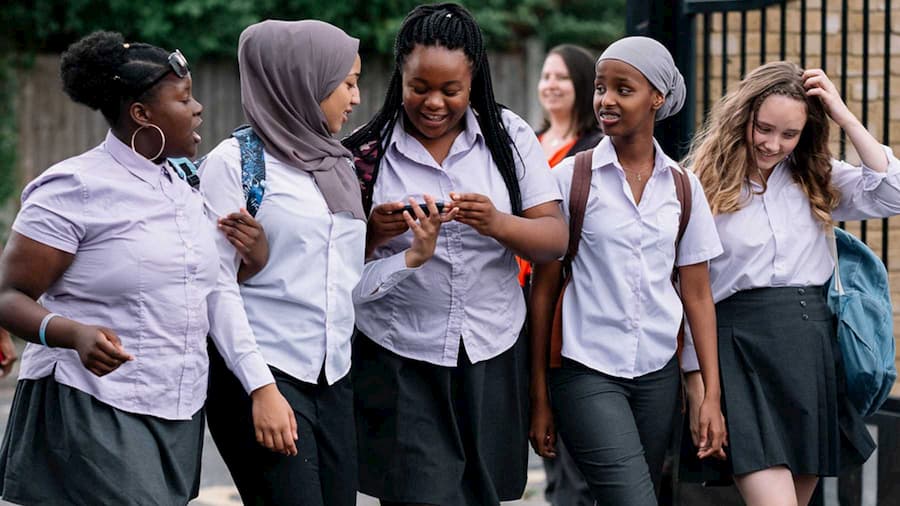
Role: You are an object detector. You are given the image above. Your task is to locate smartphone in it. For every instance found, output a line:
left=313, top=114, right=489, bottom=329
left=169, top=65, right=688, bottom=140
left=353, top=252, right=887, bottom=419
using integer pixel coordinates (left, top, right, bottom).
left=400, top=201, right=445, bottom=218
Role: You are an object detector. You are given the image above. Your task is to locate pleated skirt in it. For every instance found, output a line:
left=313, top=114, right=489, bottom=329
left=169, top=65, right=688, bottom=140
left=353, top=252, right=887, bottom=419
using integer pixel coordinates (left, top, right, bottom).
left=716, top=286, right=875, bottom=476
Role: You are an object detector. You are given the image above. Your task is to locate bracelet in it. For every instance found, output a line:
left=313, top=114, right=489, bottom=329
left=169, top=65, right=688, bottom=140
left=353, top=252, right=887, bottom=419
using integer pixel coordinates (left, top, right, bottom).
left=39, top=313, right=60, bottom=347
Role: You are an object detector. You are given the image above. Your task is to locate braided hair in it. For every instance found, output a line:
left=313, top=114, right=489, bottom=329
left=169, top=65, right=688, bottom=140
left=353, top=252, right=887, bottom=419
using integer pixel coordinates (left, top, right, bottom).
left=343, top=2, right=524, bottom=215
left=60, top=31, right=171, bottom=125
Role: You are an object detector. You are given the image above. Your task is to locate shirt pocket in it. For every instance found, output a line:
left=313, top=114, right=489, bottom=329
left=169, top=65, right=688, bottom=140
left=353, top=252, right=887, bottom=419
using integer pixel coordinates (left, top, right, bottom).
left=653, top=202, right=681, bottom=265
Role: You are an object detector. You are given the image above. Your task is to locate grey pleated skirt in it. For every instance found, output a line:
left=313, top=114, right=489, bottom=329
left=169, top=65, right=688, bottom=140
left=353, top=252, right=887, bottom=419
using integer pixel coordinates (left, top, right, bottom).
left=0, top=375, right=204, bottom=506
left=717, top=286, right=876, bottom=477
left=353, top=331, right=530, bottom=505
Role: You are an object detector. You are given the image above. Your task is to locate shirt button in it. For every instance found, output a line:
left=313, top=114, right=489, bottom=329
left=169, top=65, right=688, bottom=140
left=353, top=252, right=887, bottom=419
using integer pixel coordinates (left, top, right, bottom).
left=800, top=300, right=807, bottom=307
left=798, top=288, right=806, bottom=295
left=801, top=314, right=809, bottom=321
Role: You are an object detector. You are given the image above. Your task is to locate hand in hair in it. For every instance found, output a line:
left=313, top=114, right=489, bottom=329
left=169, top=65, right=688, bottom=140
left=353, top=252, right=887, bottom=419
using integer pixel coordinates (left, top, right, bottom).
left=403, top=195, right=458, bottom=268
left=366, top=202, right=410, bottom=259
left=217, top=209, right=269, bottom=283
left=803, top=68, right=889, bottom=172
left=802, top=69, right=854, bottom=129
left=447, top=192, right=503, bottom=237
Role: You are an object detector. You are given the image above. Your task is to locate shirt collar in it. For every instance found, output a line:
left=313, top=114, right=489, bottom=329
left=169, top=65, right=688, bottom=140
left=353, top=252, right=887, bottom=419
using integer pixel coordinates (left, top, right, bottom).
left=593, top=136, right=682, bottom=175
left=389, top=107, right=483, bottom=156
left=104, top=130, right=167, bottom=189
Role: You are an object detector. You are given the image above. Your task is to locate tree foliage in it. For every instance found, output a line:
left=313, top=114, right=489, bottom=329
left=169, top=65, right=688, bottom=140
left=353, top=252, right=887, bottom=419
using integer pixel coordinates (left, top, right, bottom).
left=5, top=0, right=625, bottom=59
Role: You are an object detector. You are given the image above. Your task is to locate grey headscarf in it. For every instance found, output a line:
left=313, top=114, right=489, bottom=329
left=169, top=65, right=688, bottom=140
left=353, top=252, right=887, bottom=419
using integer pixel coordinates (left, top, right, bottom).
left=598, top=36, right=686, bottom=121
left=238, top=20, right=365, bottom=220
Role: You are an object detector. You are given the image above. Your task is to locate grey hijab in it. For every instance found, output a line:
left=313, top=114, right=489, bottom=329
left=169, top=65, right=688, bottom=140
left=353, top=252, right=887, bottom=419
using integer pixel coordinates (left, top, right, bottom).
left=238, top=20, right=364, bottom=220
left=598, top=36, right=686, bottom=121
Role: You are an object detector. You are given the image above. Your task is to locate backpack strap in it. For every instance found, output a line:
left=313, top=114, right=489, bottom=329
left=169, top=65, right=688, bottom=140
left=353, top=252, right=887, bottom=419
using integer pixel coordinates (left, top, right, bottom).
left=670, top=166, right=692, bottom=360
left=167, top=157, right=201, bottom=189
left=549, top=149, right=594, bottom=368
left=232, top=125, right=267, bottom=218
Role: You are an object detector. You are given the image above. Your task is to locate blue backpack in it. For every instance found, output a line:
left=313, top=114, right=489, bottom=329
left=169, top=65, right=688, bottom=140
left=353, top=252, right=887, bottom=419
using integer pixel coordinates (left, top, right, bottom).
left=168, top=125, right=267, bottom=217
left=827, top=227, right=897, bottom=417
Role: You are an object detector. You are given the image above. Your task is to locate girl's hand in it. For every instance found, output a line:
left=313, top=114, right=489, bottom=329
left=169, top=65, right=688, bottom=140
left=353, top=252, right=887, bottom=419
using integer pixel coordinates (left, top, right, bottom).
left=803, top=68, right=856, bottom=129
left=250, top=383, right=298, bottom=456
left=0, top=328, right=17, bottom=377
left=528, top=395, right=557, bottom=458
left=696, top=397, right=728, bottom=460
left=366, top=201, right=409, bottom=258
left=404, top=195, right=458, bottom=268
left=71, top=324, right=134, bottom=377
left=219, top=209, right=268, bottom=279
left=448, top=192, right=505, bottom=237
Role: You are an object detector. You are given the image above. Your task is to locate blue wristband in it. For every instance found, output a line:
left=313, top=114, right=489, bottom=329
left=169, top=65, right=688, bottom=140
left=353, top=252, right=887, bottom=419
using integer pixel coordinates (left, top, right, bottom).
left=39, top=313, right=60, bottom=347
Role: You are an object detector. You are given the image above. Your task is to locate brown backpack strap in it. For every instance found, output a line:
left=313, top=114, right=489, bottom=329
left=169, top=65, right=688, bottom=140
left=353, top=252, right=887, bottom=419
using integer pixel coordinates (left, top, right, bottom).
left=550, top=150, right=594, bottom=368
left=670, top=166, right=692, bottom=361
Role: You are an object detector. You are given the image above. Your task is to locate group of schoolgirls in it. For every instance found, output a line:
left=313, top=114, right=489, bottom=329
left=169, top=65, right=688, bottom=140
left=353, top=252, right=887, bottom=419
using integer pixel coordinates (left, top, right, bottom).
left=0, top=2, right=898, bottom=506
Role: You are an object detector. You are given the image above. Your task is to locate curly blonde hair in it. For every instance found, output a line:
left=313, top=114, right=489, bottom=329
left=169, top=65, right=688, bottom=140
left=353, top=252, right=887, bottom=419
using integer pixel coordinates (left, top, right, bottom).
left=684, top=61, right=839, bottom=225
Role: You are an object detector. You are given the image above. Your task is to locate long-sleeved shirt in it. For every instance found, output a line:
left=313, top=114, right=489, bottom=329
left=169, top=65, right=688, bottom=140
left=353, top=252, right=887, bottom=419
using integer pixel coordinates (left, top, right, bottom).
left=201, top=137, right=365, bottom=391
left=353, top=108, right=561, bottom=366
left=681, top=145, right=900, bottom=371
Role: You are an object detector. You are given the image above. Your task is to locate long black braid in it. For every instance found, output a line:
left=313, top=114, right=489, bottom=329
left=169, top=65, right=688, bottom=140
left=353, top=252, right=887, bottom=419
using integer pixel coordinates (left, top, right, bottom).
left=343, top=2, right=524, bottom=216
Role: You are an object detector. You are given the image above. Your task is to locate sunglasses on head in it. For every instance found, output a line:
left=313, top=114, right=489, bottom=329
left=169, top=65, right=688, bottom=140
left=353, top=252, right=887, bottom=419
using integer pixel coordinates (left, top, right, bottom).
left=132, top=49, right=190, bottom=96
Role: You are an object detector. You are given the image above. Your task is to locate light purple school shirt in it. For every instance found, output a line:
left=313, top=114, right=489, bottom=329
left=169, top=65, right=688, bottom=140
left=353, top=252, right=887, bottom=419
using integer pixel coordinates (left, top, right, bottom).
left=353, top=108, right=561, bottom=366
left=12, top=131, right=219, bottom=420
left=553, top=137, right=723, bottom=379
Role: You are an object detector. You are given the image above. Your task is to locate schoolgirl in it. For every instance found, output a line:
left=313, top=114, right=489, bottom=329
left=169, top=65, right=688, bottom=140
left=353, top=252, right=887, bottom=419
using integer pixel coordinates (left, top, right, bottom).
left=200, top=20, right=364, bottom=506
left=686, top=61, right=898, bottom=506
left=529, top=36, right=727, bottom=506
left=0, top=31, right=210, bottom=504
left=343, top=4, right=568, bottom=505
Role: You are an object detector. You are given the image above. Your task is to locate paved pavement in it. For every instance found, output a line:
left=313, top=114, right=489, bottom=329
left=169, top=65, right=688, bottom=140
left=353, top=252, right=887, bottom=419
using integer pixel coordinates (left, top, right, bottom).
left=0, top=350, right=550, bottom=506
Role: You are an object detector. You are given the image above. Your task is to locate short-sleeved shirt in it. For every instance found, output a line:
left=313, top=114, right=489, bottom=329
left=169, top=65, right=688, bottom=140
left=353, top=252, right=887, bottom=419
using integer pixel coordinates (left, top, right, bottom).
left=12, top=131, right=219, bottom=420
left=353, top=108, right=561, bottom=366
left=553, top=136, right=723, bottom=379
left=201, top=138, right=366, bottom=390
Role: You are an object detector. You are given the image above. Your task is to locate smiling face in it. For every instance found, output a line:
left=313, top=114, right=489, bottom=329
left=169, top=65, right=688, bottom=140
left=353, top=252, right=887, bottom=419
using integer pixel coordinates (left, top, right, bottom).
left=538, top=53, right=576, bottom=119
left=400, top=44, right=472, bottom=145
left=593, top=59, right=662, bottom=139
left=144, top=73, right=203, bottom=159
left=747, top=94, right=807, bottom=171
left=320, top=53, right=362, bottom=135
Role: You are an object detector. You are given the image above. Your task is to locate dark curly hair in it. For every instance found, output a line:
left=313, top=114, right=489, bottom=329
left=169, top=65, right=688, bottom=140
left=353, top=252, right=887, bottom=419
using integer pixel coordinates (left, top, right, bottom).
left=343, top=2, right=524, bottom=216
left=60, top=31, right=170, bottom=124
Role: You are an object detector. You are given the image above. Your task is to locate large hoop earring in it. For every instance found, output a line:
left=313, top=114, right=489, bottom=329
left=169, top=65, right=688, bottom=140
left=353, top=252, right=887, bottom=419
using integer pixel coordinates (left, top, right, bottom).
left=131, top=124, right=166, bottom=161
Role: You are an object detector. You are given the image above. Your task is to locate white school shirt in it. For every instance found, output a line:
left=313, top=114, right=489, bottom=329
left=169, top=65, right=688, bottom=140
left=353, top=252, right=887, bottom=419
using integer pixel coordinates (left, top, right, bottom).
left=681, top=145, right=900, bottom=372
left=201, top=138, right=366, bottom=391
left=353, top=108, right=561, bottom=366
left=554, top=136, right=723, bottom=379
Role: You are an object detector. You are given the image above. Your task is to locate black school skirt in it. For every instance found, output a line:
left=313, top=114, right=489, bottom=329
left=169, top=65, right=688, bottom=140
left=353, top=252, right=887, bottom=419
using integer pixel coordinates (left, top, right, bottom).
left=0, top=375, right=204, bottom=506
left=716, top=286, right=875, bottom=476
left=353, top=331, right=530, bottom=505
